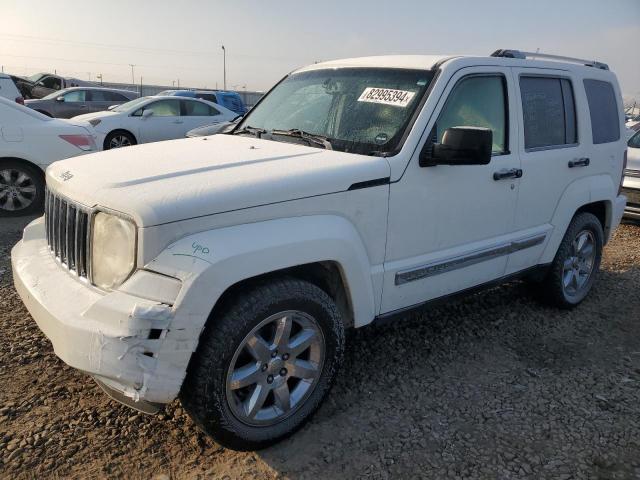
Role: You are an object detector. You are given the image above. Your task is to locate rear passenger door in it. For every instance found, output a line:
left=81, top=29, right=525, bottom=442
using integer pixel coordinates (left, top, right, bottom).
left=135, top=99, right=183, bottom=143
left=507, top=68, right=585, bottom=273
left=181, top=99, right=222, bottom=132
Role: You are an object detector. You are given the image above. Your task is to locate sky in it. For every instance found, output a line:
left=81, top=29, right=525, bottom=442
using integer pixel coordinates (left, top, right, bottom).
left=1, top=0, right=639, bottom=99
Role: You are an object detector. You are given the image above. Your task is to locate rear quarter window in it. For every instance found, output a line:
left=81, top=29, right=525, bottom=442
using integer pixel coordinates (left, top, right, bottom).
left=583, top=79, right=620, bottom=144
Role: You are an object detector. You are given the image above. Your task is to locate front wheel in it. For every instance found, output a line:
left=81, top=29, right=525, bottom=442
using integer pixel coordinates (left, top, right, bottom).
left=0, top=161, right=45, bottom=216
left=180, top=278, right=345, bottom=451
left=538, top=212, right=603, bottom=308
left=104, top=131, right=136, bottom=150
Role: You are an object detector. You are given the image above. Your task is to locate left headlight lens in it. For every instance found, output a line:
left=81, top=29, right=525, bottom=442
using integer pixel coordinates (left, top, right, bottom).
left=91, top=212, right=137, bottom=290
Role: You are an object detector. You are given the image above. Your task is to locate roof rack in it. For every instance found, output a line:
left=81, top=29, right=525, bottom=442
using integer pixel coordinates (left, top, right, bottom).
left=490, top=49, right=609, bottom=70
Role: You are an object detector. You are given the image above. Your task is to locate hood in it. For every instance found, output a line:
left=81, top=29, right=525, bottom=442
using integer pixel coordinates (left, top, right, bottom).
left=46, top=135, right=390, bottom=227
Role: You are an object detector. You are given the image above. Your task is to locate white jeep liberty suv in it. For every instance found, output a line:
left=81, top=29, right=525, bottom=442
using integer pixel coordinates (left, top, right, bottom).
left=12, top=50, right=628, bottom=450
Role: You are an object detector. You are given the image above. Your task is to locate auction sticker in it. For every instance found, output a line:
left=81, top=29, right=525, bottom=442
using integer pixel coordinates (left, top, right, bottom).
left=358, top=87, right=415, bottom=107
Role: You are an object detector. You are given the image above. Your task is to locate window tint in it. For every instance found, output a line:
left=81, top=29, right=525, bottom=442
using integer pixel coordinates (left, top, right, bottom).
left=63, top=90, right=86, bottom=102
left=183, top=100, right=219, bottom=116
left=435, top=75, right=507, bottom=153
left=198, top=94, right=217, bottom=103
left=139, top=99, right=180, bottom=117
left=520, top=77, right=577, bottom=149
left=91, top=90, right=129, bottom=102
left=583, top=79, right=620, bottom=144
left=41, top=76, right=62, bottom=90
left=628, top=131, right=640, bottom=149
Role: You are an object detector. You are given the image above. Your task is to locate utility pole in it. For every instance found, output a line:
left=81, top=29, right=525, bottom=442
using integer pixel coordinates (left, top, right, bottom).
left=221, top=45, right=226, bottom=90
left=129, top=64, right=135, bottom=85
left=97, top=74, right=103, bottom=85
left=172, top=80, right=175, bottom=87
left=177, top=78, right=180, bottom=88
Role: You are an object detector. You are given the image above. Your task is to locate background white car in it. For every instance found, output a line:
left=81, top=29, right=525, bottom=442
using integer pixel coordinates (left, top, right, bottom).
left=0, top=97, right=96, bottom=216
left=73, top=96, right=238, bottom=150
left=0, top=73, right=24, bottom=105
left=622, top=130, right=640, bottom=219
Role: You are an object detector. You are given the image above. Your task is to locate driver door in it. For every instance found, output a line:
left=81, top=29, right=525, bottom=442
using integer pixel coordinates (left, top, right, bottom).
left=381, top=67, right=521, bottom=314
left=135, top=99, right=183, bottom=143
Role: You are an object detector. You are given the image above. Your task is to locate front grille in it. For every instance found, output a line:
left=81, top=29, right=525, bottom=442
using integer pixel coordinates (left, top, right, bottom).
left=44, top=189, right=91, bottom=279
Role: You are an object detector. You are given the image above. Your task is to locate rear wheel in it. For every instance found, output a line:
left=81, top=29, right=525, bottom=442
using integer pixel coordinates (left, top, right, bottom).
left=104, top=131, right=136, bottom=150
left=538, top=212, right=603, bottom=308
left=180, top=278, right=345, bottom=451
left=0, top=161, right=44, bottom=216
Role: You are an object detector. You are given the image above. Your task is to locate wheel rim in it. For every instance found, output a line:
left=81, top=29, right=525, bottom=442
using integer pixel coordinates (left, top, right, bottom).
left=225, top=310, right=325, bottom=427
left=562, top=229, right=596, bottom=297
left=109, top=134, right=131, bottom=149
left=0, top=168, right=37, bottom=212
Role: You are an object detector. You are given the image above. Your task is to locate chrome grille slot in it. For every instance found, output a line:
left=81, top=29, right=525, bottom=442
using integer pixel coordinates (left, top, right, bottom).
left=44, top=188, right=91, bottom=279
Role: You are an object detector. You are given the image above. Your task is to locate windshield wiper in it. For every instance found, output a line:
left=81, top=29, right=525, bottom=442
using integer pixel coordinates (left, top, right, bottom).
left=270, top=129, right=333, bottom=150
left=233, top=125, right=267, bottom=137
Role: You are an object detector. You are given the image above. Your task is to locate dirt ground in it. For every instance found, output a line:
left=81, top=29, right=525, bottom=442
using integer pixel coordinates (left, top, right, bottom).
left=1, top=216, right=639, bottom=480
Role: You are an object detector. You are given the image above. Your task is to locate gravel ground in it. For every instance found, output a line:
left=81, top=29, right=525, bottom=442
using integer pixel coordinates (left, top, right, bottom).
left=1, top=216, right=639, bottom=479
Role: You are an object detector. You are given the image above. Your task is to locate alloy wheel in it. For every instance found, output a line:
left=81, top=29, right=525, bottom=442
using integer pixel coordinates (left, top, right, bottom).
left=0, top=168, right=37, bottom=212
left=562, top=229, right=596, bottom=297
left=109, top=135, right=132, bottom=149
left=225, top=310, right=325, bottom=427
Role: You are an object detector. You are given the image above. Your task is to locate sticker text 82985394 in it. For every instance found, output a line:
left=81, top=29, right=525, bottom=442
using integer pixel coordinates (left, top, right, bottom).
left=357, top=87, right=416, bottom=107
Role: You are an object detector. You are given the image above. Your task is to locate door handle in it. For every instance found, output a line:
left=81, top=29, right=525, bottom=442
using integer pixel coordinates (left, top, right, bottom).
left=493, top=168, right=523, bottom=181
left=172, top=120, right=183, bottom=124
left=568, top=157, right=590, bottom=168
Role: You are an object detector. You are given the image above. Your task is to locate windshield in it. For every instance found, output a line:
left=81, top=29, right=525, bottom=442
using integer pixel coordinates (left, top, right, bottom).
left=27, top=73, right=47, bottom=83
left=237, top=67, right=435, bottom=155
left=112, top=97, right=148, bottom=112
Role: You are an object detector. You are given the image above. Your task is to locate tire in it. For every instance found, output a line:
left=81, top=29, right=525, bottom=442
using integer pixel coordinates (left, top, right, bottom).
left=104, top=131, right=136, bottom=150
left=538, top=212, right=603, bottom=308
left=180, top=277, right=345, bottom=451
left=0, top=160, right=45, bottom=217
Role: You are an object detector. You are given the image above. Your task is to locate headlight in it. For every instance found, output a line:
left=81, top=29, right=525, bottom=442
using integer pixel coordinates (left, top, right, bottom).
left=91, top=212, right=137, bottom=290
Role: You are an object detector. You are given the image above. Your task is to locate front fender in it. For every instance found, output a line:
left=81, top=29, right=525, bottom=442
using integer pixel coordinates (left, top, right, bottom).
left=541, top=174, right=615, bottom=264
left=148, top=215, right=379, bottom=330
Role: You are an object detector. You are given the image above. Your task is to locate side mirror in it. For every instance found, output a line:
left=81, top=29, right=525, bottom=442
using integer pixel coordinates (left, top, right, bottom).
left=142, top=109, right=154, bottom=118
left=419, top=127, right=492, bottom=167
left=107, top=105, right=117, bottom=111
left=55, top=96, right=64, bottom=102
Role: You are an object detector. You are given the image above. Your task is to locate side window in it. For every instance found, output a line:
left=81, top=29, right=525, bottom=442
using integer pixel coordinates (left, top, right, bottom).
left=520, top=77, right=577, bottom=150
left=583, top=79, right=620, bottom=144
left=140, top=99, right=180, bottom=117
left=183, top=100, right=218, bottom=116
left=435, top=75, right=507, bottom=153
left=199, top=94, right=217, bottom=103
left=628, top=131, right=640, bottom=149
left=42, top=76, right=63, bottom=90
left=63, top=90, right=86, bottom=102
left=107, top=92, right=129, bottom=102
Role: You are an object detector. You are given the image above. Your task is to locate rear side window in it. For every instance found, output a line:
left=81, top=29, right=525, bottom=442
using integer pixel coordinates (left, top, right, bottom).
left=583, top=79, right=620, bottom=144
left=520, top=77, right=576, bottom=150
left=183, top=100, right=219, bottom=116
left=198, top=94, right=217, bottom=103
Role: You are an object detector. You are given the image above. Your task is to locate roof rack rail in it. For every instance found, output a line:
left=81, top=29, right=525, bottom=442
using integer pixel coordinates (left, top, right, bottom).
left=490, top=49, right=609, bottom=70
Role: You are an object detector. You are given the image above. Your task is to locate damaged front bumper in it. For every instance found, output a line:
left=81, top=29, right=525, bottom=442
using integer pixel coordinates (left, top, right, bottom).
left=11, top=218, right=185, bottom=413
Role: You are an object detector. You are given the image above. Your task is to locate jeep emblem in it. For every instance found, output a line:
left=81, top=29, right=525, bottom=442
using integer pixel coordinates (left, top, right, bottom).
left=60, top=171, right=73, bottom=181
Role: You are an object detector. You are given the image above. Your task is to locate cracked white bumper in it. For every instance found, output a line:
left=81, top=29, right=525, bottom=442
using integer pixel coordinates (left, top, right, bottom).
left=11, top=217, right=185, bottom=410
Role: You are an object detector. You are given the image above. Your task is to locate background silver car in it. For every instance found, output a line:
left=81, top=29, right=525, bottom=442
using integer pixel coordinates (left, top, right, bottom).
left=25, top=87, right=138, bottom=118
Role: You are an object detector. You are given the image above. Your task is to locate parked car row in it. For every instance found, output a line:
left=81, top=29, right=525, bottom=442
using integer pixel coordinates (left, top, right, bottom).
left=25, top=87, right=139, bottom=118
